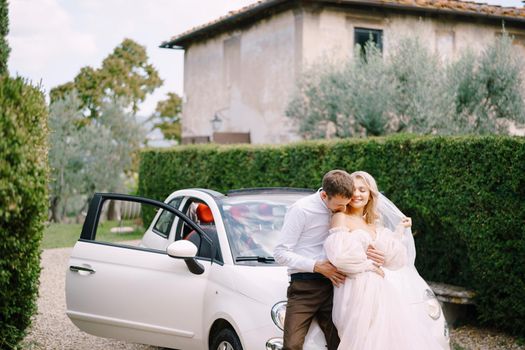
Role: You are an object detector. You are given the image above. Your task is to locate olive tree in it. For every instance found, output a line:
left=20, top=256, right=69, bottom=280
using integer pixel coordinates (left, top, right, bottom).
left=48, top=93, right=145, bottom=222
left=445, top=35, right=525, bottom=135
left=287, top=35, right=524, bottom=138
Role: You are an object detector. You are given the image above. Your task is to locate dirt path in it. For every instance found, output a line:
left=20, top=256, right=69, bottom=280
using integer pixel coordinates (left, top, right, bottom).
left=23, top=246, right=158, bottom=350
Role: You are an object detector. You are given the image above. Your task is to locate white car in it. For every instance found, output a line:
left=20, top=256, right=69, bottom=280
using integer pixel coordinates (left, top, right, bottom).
left=66, top=188, right=450, bottom=350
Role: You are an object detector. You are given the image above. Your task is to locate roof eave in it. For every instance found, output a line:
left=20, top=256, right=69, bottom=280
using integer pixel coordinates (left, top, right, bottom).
left=160, top=0, right=291, bottom=49
left=160, top=0, right=525, bottom=50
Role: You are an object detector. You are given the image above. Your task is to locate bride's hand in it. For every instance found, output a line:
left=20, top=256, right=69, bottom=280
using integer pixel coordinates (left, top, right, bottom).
left=400, top=217, right=412, bottom=228
left=372, top=266, right=385, bottom=278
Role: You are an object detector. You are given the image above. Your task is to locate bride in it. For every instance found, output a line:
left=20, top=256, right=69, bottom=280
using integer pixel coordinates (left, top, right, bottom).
left=324, top=171, right=447, bottom=350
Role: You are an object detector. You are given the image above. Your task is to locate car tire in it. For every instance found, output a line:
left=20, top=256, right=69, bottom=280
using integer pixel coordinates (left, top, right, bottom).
left=210, top=327, right=243, bottom=350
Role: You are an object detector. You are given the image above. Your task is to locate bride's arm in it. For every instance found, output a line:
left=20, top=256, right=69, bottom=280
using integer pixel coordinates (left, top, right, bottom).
left=330, top=212, right=347, bottom=229
left=324, top=228, right=376, bottom=275
left=393, top=217, right=412, bottom=239
left=328, top=213, right=384, bottom=276
left=382, top=220, right=410, bottom=270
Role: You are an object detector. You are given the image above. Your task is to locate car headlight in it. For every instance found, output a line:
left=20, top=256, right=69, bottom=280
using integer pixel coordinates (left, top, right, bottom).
left=271, top=301, right=287, bottom=331
left=424, top=289, right=441, bottom=320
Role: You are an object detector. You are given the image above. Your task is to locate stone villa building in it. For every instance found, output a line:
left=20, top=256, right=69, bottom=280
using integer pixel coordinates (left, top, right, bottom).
left=161, top=0, right=525, bottom=144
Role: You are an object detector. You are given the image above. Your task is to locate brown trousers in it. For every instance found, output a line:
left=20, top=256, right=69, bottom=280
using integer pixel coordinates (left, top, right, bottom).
left=283, top=279, right=340, bottom=350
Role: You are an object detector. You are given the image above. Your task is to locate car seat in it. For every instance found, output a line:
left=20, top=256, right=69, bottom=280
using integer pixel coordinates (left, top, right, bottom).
left=184, top=203, right=219, bottom=260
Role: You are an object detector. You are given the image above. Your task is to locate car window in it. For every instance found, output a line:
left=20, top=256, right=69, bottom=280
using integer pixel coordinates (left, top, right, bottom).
left=152, top=197, right=183, bottom=238
left=175, top=197, right=222, bottom=262
left=87, top=197, right=190, bottom=251
left=175, top=199, right=205, bottom=239
left=218, top=193, right=309, bottom=264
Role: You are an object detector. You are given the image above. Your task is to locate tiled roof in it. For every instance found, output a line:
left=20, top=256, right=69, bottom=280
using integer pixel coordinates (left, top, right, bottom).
left=161, top=0, right=525, bottom=48
left=389, top=0, right=524, bottom=17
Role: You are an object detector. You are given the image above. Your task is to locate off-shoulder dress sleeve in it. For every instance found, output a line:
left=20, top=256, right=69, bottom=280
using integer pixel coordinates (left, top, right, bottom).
left=380, top=227, right=407, bottom=270
left=324, top=227, right=375, bottom=275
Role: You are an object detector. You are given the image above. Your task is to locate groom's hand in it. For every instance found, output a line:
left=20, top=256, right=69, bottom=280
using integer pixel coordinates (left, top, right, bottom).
left=314, top=260, right=346, bottom=287
left=367, top=245, right=385, bottom=266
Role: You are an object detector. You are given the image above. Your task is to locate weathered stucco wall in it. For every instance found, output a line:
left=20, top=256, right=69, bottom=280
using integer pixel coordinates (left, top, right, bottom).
left=302, top=7, right=522, bottom=64
left=181, top=5, right=525, bottom=144
left=182, top=10, right=301, bottom=144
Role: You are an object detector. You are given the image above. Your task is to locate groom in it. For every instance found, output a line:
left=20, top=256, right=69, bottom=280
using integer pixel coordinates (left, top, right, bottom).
left=274, top=169, right=385, bottom=350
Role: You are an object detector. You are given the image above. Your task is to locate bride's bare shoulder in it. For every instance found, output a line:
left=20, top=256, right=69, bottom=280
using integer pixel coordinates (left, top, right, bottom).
left=330, top=212, right=348, bottom=228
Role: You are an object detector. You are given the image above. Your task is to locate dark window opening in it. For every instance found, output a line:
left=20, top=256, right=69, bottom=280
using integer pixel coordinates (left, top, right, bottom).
left=354, top=27, right=383, bottom=54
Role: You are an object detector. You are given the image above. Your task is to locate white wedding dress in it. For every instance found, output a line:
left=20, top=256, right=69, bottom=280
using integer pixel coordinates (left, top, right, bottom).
left=324, top=226, right=443, bottom=350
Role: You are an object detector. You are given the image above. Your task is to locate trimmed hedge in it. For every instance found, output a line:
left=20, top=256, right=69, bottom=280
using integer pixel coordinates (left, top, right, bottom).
left=0, top=0, right=8, bottom=75
left=139, top=135, right=525, bottom=336
left=0, top=76, right=48, bottom=349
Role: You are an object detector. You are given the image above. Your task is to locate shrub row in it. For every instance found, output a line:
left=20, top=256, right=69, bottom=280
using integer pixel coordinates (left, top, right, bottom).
left=0, top=0, right=8, bottom=75
left=0, top=76, right=49, bottom=349
left=139, top=135, right=525, bottom=336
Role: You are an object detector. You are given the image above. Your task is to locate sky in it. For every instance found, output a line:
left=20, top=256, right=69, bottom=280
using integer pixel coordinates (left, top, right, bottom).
left=7, top=0, right=255, bottom=120
left=7, top=0, right=524, bottom=126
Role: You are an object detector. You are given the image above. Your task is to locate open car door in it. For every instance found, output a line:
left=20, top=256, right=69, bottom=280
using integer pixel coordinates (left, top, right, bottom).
left=65, top=193, right=215, bottom=349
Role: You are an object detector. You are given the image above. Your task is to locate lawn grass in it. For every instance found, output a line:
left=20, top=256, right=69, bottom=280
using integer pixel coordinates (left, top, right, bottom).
left=42, top=221, right=145, bottom=249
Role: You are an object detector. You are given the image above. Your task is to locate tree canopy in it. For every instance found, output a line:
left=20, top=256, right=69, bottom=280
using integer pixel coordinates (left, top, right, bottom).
left=287, top=35, right=525, bottom=138
left=50, top=38, right=162, bottom=118
left=150, top=92, right=182, bottom=143
left=0, top=0, right=9, bottom=75
left=48, top=93, right=145, bottom=222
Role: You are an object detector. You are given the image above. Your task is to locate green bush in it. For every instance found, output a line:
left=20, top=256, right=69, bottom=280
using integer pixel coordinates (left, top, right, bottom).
left=139, top=135, right=525, bottom=336
left=0, top=0, right=9, bottom=75
left=287, top=36, right=525, bottom=137
left=0, top=76, right=48, bottom=349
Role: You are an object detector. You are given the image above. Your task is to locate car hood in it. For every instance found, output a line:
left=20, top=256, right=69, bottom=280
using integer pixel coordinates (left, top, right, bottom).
left=228, top=265, right=289, bottom=304
left=224, top=265, right=431, bottom=304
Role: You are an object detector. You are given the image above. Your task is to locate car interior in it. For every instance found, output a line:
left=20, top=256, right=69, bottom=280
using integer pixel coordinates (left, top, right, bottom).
left=178, top=200, right=221, bottom=262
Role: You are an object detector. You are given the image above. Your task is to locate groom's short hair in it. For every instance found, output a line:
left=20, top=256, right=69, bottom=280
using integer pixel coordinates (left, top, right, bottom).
left=322, top=170, right=353, bottom=198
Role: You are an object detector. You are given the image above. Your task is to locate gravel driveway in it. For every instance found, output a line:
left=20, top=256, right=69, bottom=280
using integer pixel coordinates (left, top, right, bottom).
left=23, top=246, right=524, bottom=350
left=23, top=246, right=158, bottom=350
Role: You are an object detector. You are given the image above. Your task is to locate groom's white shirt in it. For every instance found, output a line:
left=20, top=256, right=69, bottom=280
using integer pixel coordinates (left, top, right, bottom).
left=274, top=191, right=331, bottom=275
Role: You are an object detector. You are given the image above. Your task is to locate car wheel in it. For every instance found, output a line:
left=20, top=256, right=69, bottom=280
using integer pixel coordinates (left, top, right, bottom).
left=210, top=328, right=243, bottom=350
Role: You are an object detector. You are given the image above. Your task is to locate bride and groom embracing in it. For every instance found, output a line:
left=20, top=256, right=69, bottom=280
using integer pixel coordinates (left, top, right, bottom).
left=274, top=169, right=448, bottom=350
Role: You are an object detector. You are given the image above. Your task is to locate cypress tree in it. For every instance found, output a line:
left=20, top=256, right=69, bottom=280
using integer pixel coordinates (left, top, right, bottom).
left=0, top=0, right=9, bottom=75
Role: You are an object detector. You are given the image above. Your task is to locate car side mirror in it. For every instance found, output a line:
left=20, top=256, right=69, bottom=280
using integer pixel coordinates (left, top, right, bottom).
left=167, top=240, right=197, bottom=258
left=167, top=240, right=205, bottom=275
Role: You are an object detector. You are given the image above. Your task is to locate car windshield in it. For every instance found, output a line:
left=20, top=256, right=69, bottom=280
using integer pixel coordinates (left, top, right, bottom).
left=218, top=191, right=312, bottom=265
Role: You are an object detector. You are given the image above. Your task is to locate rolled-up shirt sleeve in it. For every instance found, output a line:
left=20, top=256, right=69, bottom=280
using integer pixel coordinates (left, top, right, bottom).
left=273, top=205, right=317, bottom=273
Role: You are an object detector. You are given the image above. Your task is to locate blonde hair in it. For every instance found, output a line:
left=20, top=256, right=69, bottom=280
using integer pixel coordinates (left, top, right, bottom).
left=350, top=171, right=379, bottom=225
